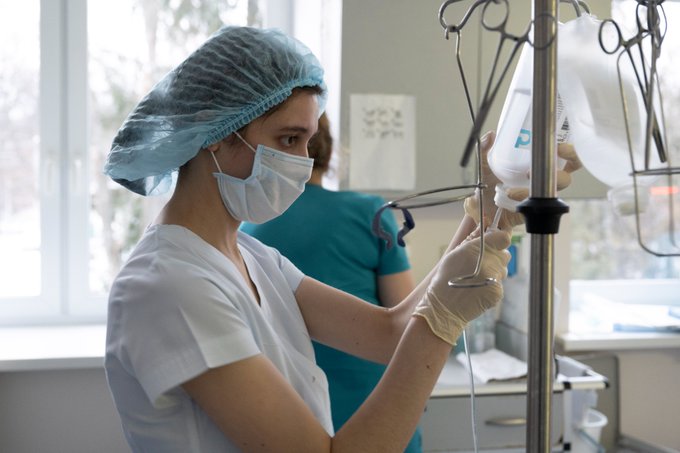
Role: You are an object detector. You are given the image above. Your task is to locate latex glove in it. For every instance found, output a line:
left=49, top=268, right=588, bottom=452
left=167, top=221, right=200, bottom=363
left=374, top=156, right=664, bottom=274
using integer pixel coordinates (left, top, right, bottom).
left=413, top=229, right=511, bottom=345
left=464, top=132, right=583, bottom=230
left=553, top=142, right=583, bottom=191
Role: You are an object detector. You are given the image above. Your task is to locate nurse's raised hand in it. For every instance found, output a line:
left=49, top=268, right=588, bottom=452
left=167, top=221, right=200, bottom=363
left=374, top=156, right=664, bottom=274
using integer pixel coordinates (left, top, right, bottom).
left=464, top=133, right=584, bottom=231
left=413, top=229, right=511, bottom=345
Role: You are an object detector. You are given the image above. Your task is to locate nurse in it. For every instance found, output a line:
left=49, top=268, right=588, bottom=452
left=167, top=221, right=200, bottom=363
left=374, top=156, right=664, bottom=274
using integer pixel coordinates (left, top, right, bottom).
left=103, top=26, right=511, bottom=452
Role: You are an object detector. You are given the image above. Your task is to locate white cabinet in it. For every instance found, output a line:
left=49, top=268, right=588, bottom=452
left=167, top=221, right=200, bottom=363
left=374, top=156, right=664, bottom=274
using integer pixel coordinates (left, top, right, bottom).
left=422, top=355, right=607, bottom=452
left=423, top=393, right=563, bottom=452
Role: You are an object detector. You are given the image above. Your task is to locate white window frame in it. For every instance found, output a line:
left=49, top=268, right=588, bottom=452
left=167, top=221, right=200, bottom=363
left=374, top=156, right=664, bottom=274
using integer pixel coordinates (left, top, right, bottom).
left=2, top=0, right=66, bottom=323
left=2, top=0, right=342, bottom=325
left=1, top=0, right=99, bottom=325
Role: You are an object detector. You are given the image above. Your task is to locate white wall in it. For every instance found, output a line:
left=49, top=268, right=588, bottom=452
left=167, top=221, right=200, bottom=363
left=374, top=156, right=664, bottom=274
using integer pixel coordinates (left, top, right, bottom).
left=617, top=350, right=680, bottom=447
left=401, top=203, right=466, bottom=282
left=0, top=368, right=128, bottom=453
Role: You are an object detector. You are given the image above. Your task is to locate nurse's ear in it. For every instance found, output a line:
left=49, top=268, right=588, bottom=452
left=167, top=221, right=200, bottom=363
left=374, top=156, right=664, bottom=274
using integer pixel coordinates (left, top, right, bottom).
left=204, top=133, right=244, bottom=154
left=205, top=142, right=221, bottom=153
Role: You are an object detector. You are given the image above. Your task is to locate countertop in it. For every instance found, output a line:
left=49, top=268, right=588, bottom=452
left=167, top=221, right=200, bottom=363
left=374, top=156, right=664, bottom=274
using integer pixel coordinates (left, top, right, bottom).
left=432, top=353, right=608, bottom=398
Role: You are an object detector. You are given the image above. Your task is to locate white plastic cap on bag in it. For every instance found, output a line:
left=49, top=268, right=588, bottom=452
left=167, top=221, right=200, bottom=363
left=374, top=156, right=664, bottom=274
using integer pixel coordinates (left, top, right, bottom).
left=494, top=184, right=522, bottom=212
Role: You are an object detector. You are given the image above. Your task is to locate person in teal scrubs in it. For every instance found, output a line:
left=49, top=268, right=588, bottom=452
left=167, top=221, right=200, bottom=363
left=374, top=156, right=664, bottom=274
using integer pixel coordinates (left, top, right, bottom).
left=241, top=113, right=422, bottom=452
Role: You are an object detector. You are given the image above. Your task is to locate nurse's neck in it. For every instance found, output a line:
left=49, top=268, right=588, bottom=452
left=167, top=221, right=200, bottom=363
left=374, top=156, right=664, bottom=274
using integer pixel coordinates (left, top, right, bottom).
left=307, top=167, right=324, bottom=186
left=155, top=152, right=241, bottom=259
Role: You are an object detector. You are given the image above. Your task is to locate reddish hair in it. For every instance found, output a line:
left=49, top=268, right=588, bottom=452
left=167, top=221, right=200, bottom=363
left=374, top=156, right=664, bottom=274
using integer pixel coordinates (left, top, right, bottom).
left=308, top=112, right=332, bottom=171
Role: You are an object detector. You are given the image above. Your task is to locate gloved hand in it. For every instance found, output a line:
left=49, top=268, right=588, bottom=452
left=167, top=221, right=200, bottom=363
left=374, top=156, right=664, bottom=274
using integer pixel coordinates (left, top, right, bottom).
left=553, top=142, right=583, bottom=190
left=413, top=229, right=511, bottom=345
left=464, top=131, right=583, bottom=230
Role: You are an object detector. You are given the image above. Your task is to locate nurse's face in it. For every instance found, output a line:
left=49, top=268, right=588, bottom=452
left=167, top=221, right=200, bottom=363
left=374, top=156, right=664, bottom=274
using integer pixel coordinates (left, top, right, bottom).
left=217, top=90, right=320, bottom=180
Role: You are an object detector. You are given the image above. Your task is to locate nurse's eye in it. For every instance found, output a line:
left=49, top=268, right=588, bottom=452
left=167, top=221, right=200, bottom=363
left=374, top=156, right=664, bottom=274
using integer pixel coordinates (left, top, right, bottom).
left=280, top=135, right=298, bottom=147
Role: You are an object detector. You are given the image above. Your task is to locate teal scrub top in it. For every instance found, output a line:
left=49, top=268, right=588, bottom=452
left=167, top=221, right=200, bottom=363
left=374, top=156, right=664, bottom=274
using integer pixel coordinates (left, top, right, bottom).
left=241, top=184, right=422, bottom=453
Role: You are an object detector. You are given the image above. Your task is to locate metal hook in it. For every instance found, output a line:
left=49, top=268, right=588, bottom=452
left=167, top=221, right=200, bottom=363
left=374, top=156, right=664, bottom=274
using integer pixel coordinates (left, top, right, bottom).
left=439, top=0, right=493, bottom=38
left=370, top=183, right=499, bottom=287
left=561, top=0, right=589, bottom=17
left=371, top=184, right=479, bottom=250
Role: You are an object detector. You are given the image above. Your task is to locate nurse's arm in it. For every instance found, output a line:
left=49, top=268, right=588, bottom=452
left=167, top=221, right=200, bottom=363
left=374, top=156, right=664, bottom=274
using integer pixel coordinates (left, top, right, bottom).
left=296, top=278, right=401, bottom=364
left=182, top=314, right=450, bottom=452
left=182, top=354, right=333, bottom=452
left=377, top=269, right=415, bottom=309
left=297, top=213, right=477, bottom=364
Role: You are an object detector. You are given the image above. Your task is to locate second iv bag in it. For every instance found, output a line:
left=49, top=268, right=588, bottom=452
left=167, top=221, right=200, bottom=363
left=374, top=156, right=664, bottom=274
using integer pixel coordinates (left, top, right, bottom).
left=557, top=13, right=663, bottom=215
left=488, top=39, right=570, bottom=212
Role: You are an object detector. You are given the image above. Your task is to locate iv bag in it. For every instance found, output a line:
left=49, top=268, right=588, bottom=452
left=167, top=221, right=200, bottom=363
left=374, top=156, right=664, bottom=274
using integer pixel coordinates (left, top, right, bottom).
left=488, top=39, right=570, bottom=211
left=558, top=13, right=663, bottom=208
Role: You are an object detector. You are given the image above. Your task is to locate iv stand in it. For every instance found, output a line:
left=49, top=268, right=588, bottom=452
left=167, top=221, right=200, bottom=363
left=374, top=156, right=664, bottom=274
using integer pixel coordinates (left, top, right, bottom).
left=519, top=0, right=568, bottom=451
left=403, top=0, right=668, bottom=447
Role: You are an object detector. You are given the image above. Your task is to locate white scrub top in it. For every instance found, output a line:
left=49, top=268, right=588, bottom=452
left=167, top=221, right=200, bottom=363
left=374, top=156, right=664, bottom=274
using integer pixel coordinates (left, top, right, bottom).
left=105, top=224, right=332, bottom=452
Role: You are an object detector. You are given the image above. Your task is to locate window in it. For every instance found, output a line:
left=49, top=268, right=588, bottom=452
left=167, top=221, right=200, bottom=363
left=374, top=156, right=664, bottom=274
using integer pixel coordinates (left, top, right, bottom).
left=0, top=0, right=42, bottom=303
left=1, top=0, right=340, bottom=325
left=568, top=0, right=680, bottom=333
left=86, top=1, right=257, bottom=298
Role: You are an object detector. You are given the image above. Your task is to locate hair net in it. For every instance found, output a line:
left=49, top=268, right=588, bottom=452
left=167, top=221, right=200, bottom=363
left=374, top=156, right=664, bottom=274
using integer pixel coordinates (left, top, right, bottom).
left=103, top=26, right=327, bottom=196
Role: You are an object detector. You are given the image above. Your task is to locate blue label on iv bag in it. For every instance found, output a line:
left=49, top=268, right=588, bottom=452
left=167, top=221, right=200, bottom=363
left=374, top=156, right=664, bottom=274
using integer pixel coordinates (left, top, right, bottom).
left=507, top=244, right=517, bottom=277
left=515, top=129, right=531, bottom=149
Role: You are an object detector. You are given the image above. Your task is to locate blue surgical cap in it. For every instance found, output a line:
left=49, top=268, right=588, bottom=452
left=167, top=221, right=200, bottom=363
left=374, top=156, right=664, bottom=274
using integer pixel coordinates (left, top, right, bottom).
left=104, top=26, right=327, bottom=196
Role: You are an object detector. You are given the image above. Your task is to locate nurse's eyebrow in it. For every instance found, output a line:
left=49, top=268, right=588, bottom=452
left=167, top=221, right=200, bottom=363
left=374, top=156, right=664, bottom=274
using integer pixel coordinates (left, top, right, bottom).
left=278, top=126, right=313, bottom=134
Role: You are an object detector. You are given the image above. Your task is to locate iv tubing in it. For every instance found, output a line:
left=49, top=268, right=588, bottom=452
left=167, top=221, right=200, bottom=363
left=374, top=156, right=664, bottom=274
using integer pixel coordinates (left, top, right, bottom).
left=490, top=207, right=503, bottom=231
left=461, top=330, right=479, bottom=453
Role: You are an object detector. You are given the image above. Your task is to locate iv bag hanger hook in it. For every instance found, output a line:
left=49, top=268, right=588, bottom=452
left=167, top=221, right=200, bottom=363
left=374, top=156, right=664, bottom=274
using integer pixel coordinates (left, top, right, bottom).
left=439, top=0, right=586, bottom=38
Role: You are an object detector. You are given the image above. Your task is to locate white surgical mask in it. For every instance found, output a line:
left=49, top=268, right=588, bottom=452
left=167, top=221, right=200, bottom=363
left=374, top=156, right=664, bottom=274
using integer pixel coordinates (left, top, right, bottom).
left=211, top=132, right=313, bottom=224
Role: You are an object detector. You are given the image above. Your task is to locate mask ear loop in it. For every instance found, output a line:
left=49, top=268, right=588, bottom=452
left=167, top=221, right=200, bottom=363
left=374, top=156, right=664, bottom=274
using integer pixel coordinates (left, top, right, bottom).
left=233, top=131, right=257, bottom=153
left=210, top=150, right=224, bottom=173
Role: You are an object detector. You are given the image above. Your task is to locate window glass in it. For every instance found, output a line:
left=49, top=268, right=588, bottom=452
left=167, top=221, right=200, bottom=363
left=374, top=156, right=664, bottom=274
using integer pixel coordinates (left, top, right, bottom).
left=0, top=1, right=41, bottom=298
left=87, top=0, right=259, bottom=294
left=0, top=0, right=320, bottom=323
left=570, top=197, right=680, bottom=281
left=569, top=0, right=680, bottom=332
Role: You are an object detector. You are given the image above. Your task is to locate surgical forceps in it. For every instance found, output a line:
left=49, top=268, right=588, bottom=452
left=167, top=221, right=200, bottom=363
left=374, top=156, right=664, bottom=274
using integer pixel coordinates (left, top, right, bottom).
left=598, top=3, right=668, bottom=165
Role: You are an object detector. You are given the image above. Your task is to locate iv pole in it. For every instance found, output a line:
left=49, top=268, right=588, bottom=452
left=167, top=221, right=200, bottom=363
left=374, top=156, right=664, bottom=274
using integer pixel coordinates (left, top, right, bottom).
left=519, top=0, right=568, bottom=450
left=414, top=0, right=668, bottom=448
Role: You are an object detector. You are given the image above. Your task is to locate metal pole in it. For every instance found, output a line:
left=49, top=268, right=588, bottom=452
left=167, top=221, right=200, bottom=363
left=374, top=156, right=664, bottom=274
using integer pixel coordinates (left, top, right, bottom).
left=527, top=0, right=558, bottom=451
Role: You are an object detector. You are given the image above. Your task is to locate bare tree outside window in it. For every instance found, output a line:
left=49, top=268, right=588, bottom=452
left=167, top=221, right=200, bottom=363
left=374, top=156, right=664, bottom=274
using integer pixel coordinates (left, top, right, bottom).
left=88, top=0, right=262, bottom=293
left=0, top=2, right=41, bottom=298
